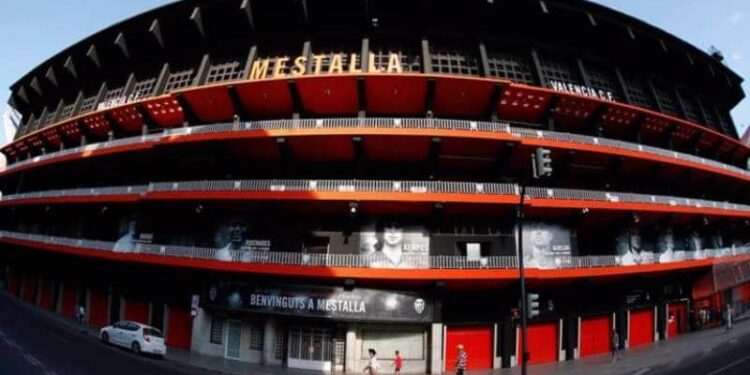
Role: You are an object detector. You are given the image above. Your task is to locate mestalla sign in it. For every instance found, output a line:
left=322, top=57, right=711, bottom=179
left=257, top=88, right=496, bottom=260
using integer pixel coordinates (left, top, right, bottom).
left=204, top=284, right=433, bottom=323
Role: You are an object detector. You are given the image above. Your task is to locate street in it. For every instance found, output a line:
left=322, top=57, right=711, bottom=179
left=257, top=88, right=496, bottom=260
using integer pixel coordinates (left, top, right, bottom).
left=0, top=293, right=205, bottom=375
left=644, top=330, right=750, bottom=375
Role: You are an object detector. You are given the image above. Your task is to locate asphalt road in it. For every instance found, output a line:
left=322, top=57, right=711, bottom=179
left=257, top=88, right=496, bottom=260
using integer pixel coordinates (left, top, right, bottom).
left=639, top=328, right=750, bottom=375
left=0, top=293, right=212, bottom=375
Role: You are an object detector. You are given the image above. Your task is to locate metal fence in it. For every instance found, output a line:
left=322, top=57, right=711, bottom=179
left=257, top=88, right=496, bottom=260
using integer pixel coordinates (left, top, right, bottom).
left=6, top=118, right=749, bottom=180
left=1, top=229, right=748, bottom=271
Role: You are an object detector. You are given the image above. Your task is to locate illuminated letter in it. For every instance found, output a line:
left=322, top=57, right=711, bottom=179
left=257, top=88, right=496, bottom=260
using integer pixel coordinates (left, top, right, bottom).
left=312, top=54, right=326, bottom=75
left=368, top=52, right=382, bottom=73
left=249, top=59, right=269, bottom=80
left=348, top=53, right=362, bottom=73
left=292, top=56, right=307, bottom=76
left=273, top=57, right=289, bottom=78
left=329, top=53, right=344, bottom=74
left=386, top=53, right=403, bottom=73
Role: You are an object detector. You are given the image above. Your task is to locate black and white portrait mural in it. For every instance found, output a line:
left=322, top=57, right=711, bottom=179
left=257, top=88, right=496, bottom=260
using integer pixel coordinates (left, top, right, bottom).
left=358, top=221, right=430, bottom=268
left=113, top=216, right=143, bottom=253
left=522, top=222, right=573, bottom=269
left=214, top=218, right=271, bottom=262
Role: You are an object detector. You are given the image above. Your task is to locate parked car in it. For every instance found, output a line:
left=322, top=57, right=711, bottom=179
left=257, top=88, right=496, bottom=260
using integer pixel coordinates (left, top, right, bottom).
left=100, top=321, right=166, bottom=357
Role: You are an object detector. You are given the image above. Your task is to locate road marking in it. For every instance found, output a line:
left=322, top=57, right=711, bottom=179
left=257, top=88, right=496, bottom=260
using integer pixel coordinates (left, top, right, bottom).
left=704, top=356, right=749, bottom=375
left=2, top=337, right=21, bottom=350
left=23, top=352, right=43, bottom=367
left=633, top=367, right=651, bottom=375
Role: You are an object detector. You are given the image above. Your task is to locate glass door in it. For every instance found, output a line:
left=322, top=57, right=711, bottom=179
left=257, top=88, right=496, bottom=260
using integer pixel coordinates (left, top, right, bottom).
left=225, top=320, right=242, bottom=359
left=288, top=327, right=334, bottom=371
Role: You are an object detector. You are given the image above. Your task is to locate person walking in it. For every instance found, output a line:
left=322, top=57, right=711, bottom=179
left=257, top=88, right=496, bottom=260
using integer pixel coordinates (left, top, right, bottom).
left=392, top=350, right=403, bottom=375
left=455, top=345, right=468, bottom=375
left=611, top=329, right=621, bottom=362
left=76, top=304, right=86, bottom=323
left=364, top=348, right=379, bottom=375
left=725, top=304, right=733, bottom=332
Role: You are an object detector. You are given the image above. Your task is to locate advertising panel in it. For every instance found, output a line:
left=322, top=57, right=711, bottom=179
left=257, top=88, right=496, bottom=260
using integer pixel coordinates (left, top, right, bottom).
left=522, top=222, right=573, bottom=269
left=204, top=283, right=433, bottom=323
left=213, top=218, right=271, bottom=262
left=358, top=221, right=430, bottom=268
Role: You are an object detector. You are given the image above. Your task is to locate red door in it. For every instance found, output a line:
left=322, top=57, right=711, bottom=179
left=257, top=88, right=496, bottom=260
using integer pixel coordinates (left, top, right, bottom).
left=22, top=274, right=37, bottom=302
left=580, top=315, right=612, bottom=357
left=667, top=303, right=687, bottom=338
left=520, top=322, right=558, bottom=365
left=61, top=284, right=78, bottom=319
left=124, top=299, right=149, bottom=323
left=38, top=278, right=53, bottom=309
left=629, top=308, right=654, bottom=347
left=166, top=306, right=193, bottom=349
left=8, top=270, right=20, bottom=295
left=89, top=290, right=109, bottom=327
left=446, top=325, right=493, bottom=370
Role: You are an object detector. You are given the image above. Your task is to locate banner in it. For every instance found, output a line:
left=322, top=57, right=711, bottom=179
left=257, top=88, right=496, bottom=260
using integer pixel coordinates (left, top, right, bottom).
left=522, top=222, right=572, bottom=269
left=113, top=216, right=151, bottom=253
left=204, top=283, right=433, bottom=323
left=358, top=221, right=430, bottom=268
left=213, top=218, right=271, bottom=262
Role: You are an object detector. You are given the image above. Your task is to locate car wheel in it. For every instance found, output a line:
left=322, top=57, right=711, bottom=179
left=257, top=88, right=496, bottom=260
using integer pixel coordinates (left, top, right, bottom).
left=101, top=332, right=109, bottom=344
left=131, top=341, right=141, bottom=354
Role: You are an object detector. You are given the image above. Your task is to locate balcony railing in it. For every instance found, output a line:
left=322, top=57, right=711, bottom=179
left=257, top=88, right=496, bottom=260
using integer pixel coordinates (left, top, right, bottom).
left=4, top=118, right=749, bottom=181
left=2, top=180, right=748, bottom=217
left=0, top=230, right=748, bottom=271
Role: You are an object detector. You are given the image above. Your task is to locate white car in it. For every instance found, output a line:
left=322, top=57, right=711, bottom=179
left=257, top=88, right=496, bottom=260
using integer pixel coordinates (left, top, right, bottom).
left=100, top=321, right=167, bottom=357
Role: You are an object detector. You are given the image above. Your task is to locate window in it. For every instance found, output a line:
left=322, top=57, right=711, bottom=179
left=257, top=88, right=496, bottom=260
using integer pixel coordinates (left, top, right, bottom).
left=487, top=51, right=535, bottom=85
left=206, top=61, right=243, bottom=84
left=274, top=327, right=287, bottom=360
left=678, top=90, right=703, bottom=123
left=165, top=69, right=195, bottom=93
left=538, top=53, right=580, bottom=86
left=621, top=71, right=655, bottom=110
left=431, top=49, right=480, bottom=76
left=652, top=81, right=681, bottom=117
left=584, top=62, right=622, bottom=101
left=210, top=317, right=224, bottom=344
left=250, top=322, right=264, bottom=350
left=370, top=47, right=422, bottom=73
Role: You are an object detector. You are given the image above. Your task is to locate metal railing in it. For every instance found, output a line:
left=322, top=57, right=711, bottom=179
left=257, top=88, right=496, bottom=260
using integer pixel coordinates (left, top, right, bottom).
left=525, top=187, right=750, bottom=213
left=1, top=229, right=748, bottom=271
left=5, top=118, right=748, bottom=180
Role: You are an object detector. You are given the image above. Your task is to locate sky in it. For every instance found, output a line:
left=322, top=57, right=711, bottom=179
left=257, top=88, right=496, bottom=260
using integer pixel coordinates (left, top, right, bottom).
left=0, top=0, right=747, bottom=145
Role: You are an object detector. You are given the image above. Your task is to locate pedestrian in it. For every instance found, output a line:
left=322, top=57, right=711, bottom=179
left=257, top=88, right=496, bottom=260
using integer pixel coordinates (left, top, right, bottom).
left=76, top=304, right=85, bottom=323
left=393, top=350, right=403, bottom=375
left=611, top=329, right=621, bottom=362
left=725, top=304, right=733, bottom=332
left=364, top=348, right=379, bottom=375
left=455, top=344, right=468, bottom=375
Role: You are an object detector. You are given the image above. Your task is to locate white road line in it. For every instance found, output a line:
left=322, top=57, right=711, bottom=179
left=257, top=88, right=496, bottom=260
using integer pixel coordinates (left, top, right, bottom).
left=633, top=367, right=651, bottom=375
left=23, top=352, right=43, bottom=367
left=704, top=356, right=750, bottom=375
left=2, top=337, right=21, bottom=350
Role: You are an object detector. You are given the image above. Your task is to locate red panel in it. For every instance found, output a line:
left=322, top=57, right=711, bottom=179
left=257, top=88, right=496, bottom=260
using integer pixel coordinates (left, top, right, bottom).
left=297, top=75, right=359, bottom=116
left=552, top=96, right=600, bottom=127
left=39, top=278, right=53, bottom=309
left=22, top=274, right=37, bottom=302
left=522, top=322, right=558, bottom=365
left=629, top=308, right=654, bottom=347
left=433, top=77, right=495, bottom=118
left=167, top=306, right=192, bottom=349
left=445, top=325, right=493, bottom=370
left=364, top=136, right=431, bottom=161
left=235, top=79, right=294, bottom=119
left=580, top=315, right=612, bottom=357
left=497, top=85, right=551, bottom=123
left=108, top=104, right=144, bottom=133
left=59, top=121, right=83, bottom=143
left=27, top=135, right=45, bottom=151
left=667, top=302, right=688, bottom=338
left=142, top=97, right=185, bottom=128
left=366, top=75, right=427, bottom=115
left=89, top=289, right=109, bottom=327
left=41, top=128, right=62, bottom=149
left=287, top=136, right=354, bottom=161
left=61, top=283, right=78, bottom=318
left=601, top=105, right=639, bottom=128
left=81, top=114, right=111, bottom=139
left=124, top=298, right=149, bottom=323
left=181, top=86, right=235, bottom=123
left=7, top=269, right=20, bottom=295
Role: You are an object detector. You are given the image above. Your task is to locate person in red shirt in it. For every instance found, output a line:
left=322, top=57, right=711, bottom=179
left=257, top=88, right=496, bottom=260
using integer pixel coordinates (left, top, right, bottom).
left=393, top=350, right=403, bottom=374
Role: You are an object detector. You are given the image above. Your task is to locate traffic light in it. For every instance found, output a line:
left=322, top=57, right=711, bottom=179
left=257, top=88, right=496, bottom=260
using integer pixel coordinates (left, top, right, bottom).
left=533, top=148, right=553, bottom=178
left=527, top=293, right=540, bottom=319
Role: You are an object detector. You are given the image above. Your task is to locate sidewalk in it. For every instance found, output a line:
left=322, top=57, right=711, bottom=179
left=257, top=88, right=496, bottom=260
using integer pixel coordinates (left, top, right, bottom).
left=7, top=291, right=750, bottom=375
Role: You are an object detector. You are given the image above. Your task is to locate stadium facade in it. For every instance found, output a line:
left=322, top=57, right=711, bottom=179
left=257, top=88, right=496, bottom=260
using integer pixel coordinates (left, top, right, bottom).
left=1, top=0, right=750, bottom=372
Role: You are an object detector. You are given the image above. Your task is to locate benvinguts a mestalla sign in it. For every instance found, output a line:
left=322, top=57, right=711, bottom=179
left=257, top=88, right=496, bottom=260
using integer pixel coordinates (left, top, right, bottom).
left=204, top=283, right=434, bottom=323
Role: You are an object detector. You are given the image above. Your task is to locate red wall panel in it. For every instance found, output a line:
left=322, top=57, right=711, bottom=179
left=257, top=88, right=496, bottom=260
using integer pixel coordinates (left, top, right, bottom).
left=61, top=284, right=78, bottom=319
left=7, top=270, right=20, bottom=295
left=580, top=315, right=612, bottom=357
left=124, top=299, right=149, bottom=323
left=521, top=322, right=558, bottom=365
left=38, top=278, right=53, bottom=309
left=446, top=325, right=493, bottom=370
left=89, top=290, right=109, bottom=327
left=21, top=274, right=37, bottom=302
left=668, top=302, right=688, bottom=338
left=629, top=308, right=654, bottom=347
left=166, top=306, right=192, bottom=349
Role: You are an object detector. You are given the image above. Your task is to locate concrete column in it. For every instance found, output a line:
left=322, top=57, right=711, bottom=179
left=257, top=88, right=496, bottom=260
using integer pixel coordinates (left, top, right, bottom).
left=345, top=324, right=357, bottom=373
left=262, top=318, right=280, bottom=365
left=430, top=323, right=443, bottom=374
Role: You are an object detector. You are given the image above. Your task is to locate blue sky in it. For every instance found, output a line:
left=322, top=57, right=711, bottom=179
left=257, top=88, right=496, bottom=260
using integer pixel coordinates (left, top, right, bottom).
left=0, top=0, right=747, bottom=144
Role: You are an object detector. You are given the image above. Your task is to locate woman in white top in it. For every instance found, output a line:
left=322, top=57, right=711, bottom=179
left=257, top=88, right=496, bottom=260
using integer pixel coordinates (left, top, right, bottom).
left=364, top=348, right=379, bottom=375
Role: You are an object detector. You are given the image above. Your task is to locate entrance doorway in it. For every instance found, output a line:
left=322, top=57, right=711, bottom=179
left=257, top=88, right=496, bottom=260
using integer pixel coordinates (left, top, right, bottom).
left=288, top=327, right=333, bottom=371
left=225, top=320, right=242, bottom=359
